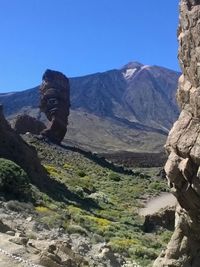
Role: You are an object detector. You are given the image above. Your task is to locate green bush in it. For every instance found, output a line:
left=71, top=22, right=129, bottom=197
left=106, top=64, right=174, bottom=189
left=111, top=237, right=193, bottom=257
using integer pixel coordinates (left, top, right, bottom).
left=108, top=172, right=121, bottom=182
left=130, top=246, right=158, bottom=260
left=77, top=170, right=87, bottom=177
left=0, top=158, right=30, bottom=200
left=159, top=230, right=173, bottom=244
left=149, top=180, right=167, bottom=192
left=66, top=224, right=88, bottom=236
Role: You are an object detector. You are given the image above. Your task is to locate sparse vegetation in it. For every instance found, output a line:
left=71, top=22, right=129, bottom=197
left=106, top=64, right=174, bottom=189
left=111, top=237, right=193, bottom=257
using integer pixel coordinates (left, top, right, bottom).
left=0, top=158, right=31, bottom=200
left=4, top=137, right=172, bottom=267
left=77, top=170, right=87, bottom=177
left=44, top=164, right=62, bottom=179
left=66, top=224, right=89, bottom=236
left=108, top=171, right=121, bottom=181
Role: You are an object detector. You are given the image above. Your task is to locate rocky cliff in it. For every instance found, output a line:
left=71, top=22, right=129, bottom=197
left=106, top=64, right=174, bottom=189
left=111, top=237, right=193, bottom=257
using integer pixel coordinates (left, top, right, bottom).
left=153, top=1, right=200, bottom=266
left=0, top=105, right=51, bottom=192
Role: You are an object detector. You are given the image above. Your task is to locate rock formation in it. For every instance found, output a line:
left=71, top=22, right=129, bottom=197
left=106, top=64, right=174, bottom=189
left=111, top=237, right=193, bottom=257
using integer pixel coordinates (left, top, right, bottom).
left=13, top=114, right=46, bottom=135
left=0, top=105, right=47, bottom=189
left=153, top=1, right=200, bottom=266
left=39, top=69, right=70, bottom=144
left=143, top=207, right=175, bottom=233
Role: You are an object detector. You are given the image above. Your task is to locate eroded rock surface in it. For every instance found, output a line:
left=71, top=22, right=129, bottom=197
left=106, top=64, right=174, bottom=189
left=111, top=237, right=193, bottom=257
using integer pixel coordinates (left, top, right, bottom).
left=143, top=207, right=175, bottom=233
left=153, top=1, right=200, bottom=266
left=13, top=114, right=46, bottom=135
left=0, top=201, right=129, bottom=267
left=39, top=69, right=70, bottom=144
left=0, top=105, right=48, bottom=189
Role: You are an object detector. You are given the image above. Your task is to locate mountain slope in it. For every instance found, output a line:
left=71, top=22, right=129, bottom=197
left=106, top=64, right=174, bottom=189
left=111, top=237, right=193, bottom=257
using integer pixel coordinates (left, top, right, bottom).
left=70, top=62, right=180, bottom=131
left=0, top=62, right=180, bottom=153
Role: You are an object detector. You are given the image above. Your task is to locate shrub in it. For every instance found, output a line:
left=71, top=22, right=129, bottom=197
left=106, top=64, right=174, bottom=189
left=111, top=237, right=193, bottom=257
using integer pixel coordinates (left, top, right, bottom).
left=6, top=200, right=33, bottom=212
left=39, top=213, right=64, bottom=229
left=35, top=206, right=50, bottom=213
left=159, top=230, right=173, bottom=244
left=77, top=170, right=86, bottom=177
left=148, top=180, right=167, bottom=192
left=27, top=233, right=37, bottom=240
left=44, top=164, right=61, bottom=178
left=109, top=238, right=139, bottom=253
left=108, top=172, right=121, bottom=182
left=63, top=163, right=73, bottom=170
left=66, top=224, right=88, bottom=236
left=130, top=246, right=158, bottom=260
left=0, top=158, right=31, bottom=200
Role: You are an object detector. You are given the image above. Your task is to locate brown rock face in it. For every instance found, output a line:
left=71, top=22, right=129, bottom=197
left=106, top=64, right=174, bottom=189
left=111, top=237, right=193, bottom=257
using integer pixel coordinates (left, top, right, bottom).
left=143, top=207, right=175, bottom=233
left=0, top=105, right=47, bottom=188
left=39, top=69, right=70, bottom=144
left=153, top=1, right=200, bottom=266
left=13, top=114, right=46, bottom=135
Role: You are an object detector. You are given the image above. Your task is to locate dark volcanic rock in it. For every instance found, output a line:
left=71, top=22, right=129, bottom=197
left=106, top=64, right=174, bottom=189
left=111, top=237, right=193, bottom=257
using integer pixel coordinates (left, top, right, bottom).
left=143, top=207, right=175, bottom=233
left=0, top=104, right=47, bottom=188
left=13, top=114, right=46, bottom=135
left=0, top=220, right=12, bottom=233
left=39, top=69, right=70, bottom=144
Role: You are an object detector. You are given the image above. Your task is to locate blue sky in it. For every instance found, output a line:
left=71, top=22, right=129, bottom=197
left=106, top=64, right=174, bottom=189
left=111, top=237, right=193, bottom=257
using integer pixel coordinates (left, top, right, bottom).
left=0, top=0, right=179, bottom=92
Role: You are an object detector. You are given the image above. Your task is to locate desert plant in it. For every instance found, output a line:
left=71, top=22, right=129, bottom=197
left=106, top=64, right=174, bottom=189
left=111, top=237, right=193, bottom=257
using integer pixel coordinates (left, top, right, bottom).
left=0, top=158, right=31, bottom=200
left=66, top=224, right=88, bottom=236
left=77, top=170, right=87, bottom=177
left=108, top=172, right=121, bottom=182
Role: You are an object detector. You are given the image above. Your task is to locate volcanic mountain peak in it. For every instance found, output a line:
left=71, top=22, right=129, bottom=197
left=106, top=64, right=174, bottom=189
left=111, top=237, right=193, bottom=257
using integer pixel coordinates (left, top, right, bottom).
left=122, top=64, right=153, bottom=80
left=121, top=61, right=144, bottom=70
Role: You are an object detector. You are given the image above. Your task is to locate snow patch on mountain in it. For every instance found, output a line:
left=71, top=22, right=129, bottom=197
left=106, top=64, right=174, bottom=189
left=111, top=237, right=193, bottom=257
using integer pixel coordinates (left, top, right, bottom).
left=123, top=68, right=137, bottom=79
left=141, top=65, right=151, bottom=70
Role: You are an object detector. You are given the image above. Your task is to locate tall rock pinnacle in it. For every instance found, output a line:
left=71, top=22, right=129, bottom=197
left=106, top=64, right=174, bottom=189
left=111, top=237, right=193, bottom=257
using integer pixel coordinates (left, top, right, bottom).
left=153, top=1, right=200, bottom=266
left=39, top=69, right=70, bottom=144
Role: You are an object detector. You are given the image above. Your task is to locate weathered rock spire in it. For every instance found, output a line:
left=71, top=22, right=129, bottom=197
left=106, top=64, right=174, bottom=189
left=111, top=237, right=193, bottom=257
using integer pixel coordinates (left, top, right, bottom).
left=39, top=69, right=70, bottom=144
left=153, top=1, right=200, bottom=266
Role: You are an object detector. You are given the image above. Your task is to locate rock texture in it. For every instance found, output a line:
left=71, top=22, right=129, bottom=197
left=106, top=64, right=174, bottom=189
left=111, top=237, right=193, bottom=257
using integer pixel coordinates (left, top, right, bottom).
left=0, top=105, right=48, bottom=189
left=153, top=1, right=200, bottom=266
left=13, top=114, right=46, bottom=135
left=143, top=207, right=175, bottom=233
left=0, top=201, right=130, bottom=267
left=39, top=69, right=70, bottom=144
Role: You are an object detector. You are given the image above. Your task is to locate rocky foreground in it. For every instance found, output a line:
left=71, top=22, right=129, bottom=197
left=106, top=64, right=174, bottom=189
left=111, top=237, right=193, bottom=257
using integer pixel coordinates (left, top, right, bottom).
left=0, top=200, right=139, bottom=267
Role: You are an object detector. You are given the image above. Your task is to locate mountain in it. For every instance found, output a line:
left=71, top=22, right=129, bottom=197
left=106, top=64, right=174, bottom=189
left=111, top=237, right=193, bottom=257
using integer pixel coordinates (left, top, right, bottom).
left=0, top=62, right=180, bottom=153
left=71, top=62, right=179, bottom=131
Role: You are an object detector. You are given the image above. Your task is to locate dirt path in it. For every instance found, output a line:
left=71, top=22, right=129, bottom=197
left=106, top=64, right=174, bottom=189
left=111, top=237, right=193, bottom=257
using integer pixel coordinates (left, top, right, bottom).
left=139, top=193, right=177, bottom=216
left=0, top=233, right=41, bottom=267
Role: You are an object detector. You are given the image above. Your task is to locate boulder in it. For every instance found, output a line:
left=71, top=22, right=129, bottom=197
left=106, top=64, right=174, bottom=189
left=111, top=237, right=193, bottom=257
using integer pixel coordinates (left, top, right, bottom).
left=13, top=114, right=46, bottom=135
left=0, top=220, right=12, bottom=233
left=0, top=104, right=48, bottom=189
left=143, top=207, right=175, bottom=232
